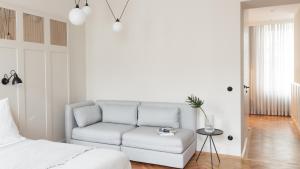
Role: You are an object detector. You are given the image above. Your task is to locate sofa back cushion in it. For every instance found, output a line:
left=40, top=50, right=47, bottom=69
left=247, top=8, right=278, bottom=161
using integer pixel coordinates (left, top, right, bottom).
left=101, top=104, right=138, bottom=125
left=73, top=105, right=101, bottom=127
left=138, top=106, right=180, bottom=128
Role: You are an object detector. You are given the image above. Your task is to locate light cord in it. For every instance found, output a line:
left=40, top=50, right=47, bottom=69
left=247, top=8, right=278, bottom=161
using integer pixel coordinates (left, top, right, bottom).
left=105, top=0, right=131, bottom=21
left=74, top=0, right=81, bottom=6
left=105, top=0, right=117, bottom=21
left=119, top=0, right=130, bottom=20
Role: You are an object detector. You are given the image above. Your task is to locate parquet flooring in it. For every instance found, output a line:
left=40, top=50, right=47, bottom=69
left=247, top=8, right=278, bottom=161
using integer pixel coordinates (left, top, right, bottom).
left=131, top=116, right=300, bottom=169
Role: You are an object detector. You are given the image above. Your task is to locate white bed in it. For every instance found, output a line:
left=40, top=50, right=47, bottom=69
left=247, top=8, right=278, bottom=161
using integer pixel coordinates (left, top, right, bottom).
left=0, top=139, right=131, bottom=169
left=0, top=98, right=131, bottom=169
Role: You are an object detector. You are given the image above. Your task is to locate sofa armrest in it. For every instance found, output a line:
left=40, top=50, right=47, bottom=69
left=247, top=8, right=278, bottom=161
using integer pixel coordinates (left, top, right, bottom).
left=65, top=101, right=95, bottom=143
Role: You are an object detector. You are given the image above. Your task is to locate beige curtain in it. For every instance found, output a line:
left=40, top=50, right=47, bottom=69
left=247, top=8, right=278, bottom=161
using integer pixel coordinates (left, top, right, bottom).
left=250, top=23, right=294, bottom=116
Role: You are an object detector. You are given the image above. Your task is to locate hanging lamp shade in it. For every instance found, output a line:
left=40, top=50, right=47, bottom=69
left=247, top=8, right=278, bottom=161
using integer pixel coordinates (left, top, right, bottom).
left=12, top=74, right=22, bottom=85
left=82, top=3, right=92, bottom=16
left=105, top=0, right=130, bottom=32
left=69, top=5, right=86, bottom=26
left=113, top=19, right=123, bottom=32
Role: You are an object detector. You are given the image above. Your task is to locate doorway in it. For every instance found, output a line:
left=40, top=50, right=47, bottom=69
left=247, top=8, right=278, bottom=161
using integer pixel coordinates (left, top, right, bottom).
left=242, top=1, right=300, bottom=167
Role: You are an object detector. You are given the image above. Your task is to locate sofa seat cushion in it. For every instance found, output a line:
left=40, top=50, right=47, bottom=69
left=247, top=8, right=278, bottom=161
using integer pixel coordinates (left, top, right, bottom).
left=72, top=122, right=136, bottom=145
left=122, top=127, right=195, bottom=154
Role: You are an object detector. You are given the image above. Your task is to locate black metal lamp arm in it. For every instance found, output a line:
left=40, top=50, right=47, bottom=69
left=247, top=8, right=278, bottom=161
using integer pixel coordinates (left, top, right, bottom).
left=1, top=70, right=23, bottom=85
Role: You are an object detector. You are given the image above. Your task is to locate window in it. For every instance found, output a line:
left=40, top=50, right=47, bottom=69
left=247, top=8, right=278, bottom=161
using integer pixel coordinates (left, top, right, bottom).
left=0, top=7, right=16, bottom=40
left=50, top=19, right=67, bottom=46
left=23, top=13, right=44, bottom=43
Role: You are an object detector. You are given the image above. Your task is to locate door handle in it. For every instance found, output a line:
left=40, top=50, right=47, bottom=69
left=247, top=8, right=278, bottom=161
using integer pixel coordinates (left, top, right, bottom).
left=244, top=85, right=250, bottom=89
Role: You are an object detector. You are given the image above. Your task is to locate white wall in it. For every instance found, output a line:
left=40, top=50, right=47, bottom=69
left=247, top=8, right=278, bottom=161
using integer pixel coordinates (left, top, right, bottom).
left=241, top=9, right=250, bottom=157
left=291, top=83, right=300, bottom=131
left=292, top=10, right=300, bottom=130
left=295, top=10, right=300, bottom=83
left=86, top=0, right=242, bottom=156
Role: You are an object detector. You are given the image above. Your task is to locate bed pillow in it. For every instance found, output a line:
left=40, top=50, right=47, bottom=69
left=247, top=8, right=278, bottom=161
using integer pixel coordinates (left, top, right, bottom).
left=0, top=98, right=24, bottom=146
left=101, top=104, right=138, bottom=125
left=137, top=106, right=180, bottom=128
left=73, top=105, right=101, bottom=127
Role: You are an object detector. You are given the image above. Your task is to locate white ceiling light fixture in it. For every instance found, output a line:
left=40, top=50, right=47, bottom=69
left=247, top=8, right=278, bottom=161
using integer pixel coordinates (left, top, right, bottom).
left=82, top=0, right=92, bottom=16
left=113, top=19, right=123, bottom=32
left=69, top=0, right=91, bottom=26
left=105, top=0, right=131, bottom=32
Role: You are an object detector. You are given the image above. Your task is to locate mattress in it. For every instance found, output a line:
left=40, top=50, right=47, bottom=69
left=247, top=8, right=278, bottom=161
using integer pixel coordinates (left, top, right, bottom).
left=0, top=139, right=131, bottom=169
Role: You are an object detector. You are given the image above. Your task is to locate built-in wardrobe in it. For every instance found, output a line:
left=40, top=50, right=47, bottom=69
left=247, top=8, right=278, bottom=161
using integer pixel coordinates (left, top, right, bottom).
left=0, top=2, right=69, bottom=142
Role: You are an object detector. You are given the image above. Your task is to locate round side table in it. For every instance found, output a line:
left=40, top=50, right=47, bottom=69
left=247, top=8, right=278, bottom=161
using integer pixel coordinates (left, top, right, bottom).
left=196, top=128, right=223, bottom=169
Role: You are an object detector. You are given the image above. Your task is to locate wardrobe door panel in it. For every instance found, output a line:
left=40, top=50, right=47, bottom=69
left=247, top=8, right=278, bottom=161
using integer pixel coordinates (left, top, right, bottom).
left=0, top=47, right=18, bottom=123
left=51, top=52, right=68, bottom=141
left=24, top=49, right=46, bottom=139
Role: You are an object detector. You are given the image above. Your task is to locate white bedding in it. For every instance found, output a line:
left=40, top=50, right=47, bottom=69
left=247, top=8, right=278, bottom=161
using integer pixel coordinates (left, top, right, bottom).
left=0, top=139, right=131, bottom=169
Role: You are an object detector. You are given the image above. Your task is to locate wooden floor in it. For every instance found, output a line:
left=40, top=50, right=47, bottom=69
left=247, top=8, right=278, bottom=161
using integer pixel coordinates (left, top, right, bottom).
left=131, top=116, right=300, bottom=169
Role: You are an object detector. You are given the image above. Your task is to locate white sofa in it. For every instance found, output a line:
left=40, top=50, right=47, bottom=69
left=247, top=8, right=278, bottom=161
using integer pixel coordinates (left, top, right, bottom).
left=65, top=100, right=197, bottom=168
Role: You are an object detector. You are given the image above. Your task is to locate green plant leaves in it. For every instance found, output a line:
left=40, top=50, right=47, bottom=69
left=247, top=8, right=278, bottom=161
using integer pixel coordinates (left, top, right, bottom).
left=186, top=95, right=204, bottom=108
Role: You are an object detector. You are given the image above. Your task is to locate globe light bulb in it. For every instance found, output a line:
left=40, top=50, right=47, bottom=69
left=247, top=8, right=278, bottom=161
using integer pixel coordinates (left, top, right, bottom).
left=69, top=5, right=86, bottom=26
left=113, top=19, right=123, bottom=32
left=82, top=3, right=92, bottom=16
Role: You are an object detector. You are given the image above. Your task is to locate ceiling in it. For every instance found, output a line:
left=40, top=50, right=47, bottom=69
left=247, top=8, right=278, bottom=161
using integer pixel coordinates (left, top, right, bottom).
left=246, top=4, right=300, bottom=25
left=0, top=0, right=73, bottom=18
left=242, top=0, right=300, bottom=9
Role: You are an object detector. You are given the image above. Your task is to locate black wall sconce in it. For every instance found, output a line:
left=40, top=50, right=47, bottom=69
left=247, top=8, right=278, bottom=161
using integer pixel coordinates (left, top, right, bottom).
left=1, top=70, right=23, bottom=85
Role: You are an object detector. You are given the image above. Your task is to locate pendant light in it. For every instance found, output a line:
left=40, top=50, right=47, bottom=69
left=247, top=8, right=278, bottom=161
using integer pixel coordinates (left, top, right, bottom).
left=113, top=19, right=123, bottom=32
left=69, top=0, right=87, bottom=26
left=105, top=0, right=131, bottom=32
left=82, top=0, right=92, bottom=16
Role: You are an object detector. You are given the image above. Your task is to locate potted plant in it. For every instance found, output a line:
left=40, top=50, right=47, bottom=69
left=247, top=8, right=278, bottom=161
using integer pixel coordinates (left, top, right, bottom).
left=186, top=95, right=215, bottom=133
